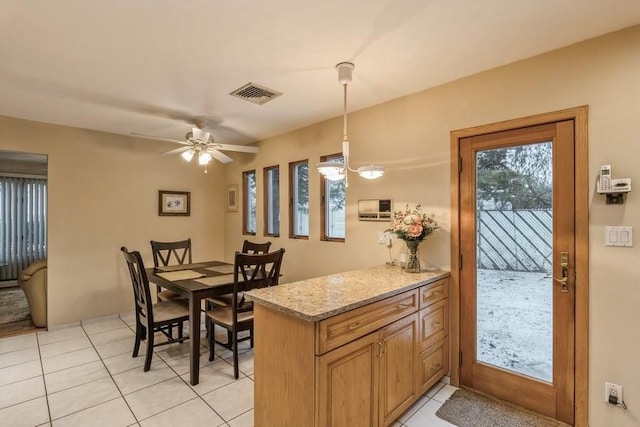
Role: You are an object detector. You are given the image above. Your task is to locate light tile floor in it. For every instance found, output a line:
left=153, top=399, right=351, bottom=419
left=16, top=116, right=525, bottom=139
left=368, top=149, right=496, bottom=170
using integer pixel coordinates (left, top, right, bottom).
left=0, top=313, right=458, bottom=426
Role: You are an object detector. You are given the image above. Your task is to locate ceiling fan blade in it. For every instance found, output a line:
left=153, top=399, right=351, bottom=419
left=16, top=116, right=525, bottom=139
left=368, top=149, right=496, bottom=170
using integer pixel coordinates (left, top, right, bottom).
left=131, top=133, right=190, bottom=145
left=208, top=149, right=234, bottom=164
left=212, top=143, right=259, bottom=154
left=162, top=146, right=191, bottom=155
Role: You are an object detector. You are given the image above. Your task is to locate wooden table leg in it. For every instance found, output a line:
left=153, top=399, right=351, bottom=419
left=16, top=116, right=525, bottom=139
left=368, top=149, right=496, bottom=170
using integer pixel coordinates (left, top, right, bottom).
left=189, top=296, right=201, bottom=386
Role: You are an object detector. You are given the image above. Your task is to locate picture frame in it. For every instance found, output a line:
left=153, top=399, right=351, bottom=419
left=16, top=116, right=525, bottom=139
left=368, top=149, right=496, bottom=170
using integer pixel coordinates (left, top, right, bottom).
left=227, top=184, right=239, bottom=212
left=158, top=190, right=190, bottom=216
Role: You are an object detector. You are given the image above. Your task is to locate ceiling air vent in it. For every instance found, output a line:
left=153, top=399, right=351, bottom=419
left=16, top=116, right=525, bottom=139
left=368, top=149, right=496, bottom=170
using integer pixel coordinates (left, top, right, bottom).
left=230, top=82, right=282, bottom=105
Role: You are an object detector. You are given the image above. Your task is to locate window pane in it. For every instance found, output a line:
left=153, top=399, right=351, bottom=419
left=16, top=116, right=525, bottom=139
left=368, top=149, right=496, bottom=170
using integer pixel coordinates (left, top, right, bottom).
left=265, top=166, right=280, bottom=236
left=323, top=155, right=345, bottom=239
left=291, top=161, right=309, bottom=237
left=243, top=170, right=256, bottom=234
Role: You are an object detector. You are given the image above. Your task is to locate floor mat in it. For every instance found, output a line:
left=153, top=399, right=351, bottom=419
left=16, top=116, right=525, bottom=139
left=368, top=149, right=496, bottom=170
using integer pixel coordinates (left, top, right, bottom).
left=0, top=287, right=31, bottom=323
left=436, top=389, right=566, bottom=427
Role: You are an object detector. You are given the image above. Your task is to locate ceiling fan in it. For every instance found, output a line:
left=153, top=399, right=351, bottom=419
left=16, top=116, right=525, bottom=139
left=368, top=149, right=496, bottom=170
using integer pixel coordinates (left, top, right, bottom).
left=133, top=124, right=259, bottom=166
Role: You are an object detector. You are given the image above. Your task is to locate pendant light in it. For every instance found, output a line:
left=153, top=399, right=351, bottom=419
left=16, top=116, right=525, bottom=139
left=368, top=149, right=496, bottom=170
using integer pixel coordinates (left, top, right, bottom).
left=317, top=62, right=384, bottom=186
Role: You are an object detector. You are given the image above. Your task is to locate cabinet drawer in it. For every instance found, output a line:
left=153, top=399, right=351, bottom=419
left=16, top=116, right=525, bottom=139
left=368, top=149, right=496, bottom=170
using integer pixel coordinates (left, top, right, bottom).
left=316, top=289, right=419, bottom=355
left=418, top=299, right=448, bottom=352
left=416, top=338, right=449, bottom=395
left=419, top=278, right=448, bottom=309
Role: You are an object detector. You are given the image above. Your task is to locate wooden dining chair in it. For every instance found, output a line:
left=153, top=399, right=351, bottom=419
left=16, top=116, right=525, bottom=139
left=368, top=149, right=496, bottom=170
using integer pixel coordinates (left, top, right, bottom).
left=121, top=247, right=190, bottom=371
left=241, top=240, right=272, bottom=254
left=206, top=248, right=285, bottom=379
left=205, top=240, right=274, bottom=343
left=150, top=238, right=192, bottom=301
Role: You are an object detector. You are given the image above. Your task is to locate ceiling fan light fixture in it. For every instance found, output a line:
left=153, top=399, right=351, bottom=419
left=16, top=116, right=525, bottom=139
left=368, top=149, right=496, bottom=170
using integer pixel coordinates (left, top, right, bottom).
left=181, top=149, right=195, bottom=162
left=198, top=151, right=212, bottom=165
left=357, top=165, right=384, bottom=180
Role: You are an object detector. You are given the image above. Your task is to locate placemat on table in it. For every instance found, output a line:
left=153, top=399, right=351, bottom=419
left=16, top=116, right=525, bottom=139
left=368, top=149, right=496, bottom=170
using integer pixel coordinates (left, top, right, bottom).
left=197, top=275, right=234, bottom=287
left=157, top=270, right=205, bottom=281
left=206, top=265, right=235, bottom=274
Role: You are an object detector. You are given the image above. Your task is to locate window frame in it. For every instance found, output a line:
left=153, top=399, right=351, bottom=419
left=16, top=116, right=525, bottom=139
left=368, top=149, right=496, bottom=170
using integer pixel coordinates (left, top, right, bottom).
left=263, top=164, right=280, bottom=237
left=242, top=169, right=257, bottom=236
left=288, top=159, right=309, bottom=240
left=320, top=153, right=346, bottom=242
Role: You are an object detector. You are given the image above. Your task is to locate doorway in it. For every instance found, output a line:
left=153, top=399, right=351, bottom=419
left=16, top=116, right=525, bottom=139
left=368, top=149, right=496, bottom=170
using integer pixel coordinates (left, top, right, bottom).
left=449, top=107, right=589, bottom=425
left=0, top=150, right=48, bottom=337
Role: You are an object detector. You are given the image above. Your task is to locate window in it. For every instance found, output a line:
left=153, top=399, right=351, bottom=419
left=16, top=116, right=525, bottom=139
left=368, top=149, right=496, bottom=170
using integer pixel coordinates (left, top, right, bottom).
left=263, top=165, right=280, bottom=237
left=320, top=154, right=345, bottom=241
left=0, top=177, right=47, bottom=280
left=289, top=160, right=309, bottom=238
left=243, top=170, right=256, bottom=235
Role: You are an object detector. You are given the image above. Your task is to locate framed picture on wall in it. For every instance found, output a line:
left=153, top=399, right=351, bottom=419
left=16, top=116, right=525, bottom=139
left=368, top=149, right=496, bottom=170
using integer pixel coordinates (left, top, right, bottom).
left=159, top=190, right=190, bottom=216
left=227, top=184, right=239, bottom=212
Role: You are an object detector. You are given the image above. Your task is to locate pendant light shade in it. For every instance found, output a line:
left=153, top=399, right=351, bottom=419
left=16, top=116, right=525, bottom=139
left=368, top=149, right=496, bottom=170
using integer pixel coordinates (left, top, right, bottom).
left=317, top=62, right=384, bottom=186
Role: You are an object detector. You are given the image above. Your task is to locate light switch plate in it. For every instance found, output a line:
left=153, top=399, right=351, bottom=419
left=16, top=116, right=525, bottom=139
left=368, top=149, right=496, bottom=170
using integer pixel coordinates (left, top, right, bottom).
left=605, top=226, right=633, bottom=247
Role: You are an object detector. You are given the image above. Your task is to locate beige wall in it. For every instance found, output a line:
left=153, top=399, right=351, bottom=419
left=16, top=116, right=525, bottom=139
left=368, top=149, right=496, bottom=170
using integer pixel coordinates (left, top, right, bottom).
left=0, top=117, right=226, bottom=325
left=225, top=26, right=640, bottom=426
left=1, top=23, right=639, bottom=426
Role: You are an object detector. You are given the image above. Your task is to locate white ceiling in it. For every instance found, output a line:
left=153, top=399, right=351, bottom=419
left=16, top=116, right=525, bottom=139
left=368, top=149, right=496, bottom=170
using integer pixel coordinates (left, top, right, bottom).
left=2, top=0, right=640, bottom=146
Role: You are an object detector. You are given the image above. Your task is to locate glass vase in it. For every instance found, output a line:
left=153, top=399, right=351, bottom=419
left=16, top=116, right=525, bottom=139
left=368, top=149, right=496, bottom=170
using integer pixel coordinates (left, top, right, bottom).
left=405, top=240, right=422, bottom=273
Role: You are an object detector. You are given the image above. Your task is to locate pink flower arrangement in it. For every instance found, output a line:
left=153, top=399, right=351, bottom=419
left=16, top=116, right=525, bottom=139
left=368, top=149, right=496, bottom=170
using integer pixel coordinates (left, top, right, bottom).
left=387, top=204, right=438, bottom=242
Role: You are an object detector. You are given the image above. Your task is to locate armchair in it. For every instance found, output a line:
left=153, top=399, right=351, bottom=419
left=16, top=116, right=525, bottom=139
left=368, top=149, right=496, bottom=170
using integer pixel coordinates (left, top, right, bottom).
left=17, top=259, right=47, bottom=327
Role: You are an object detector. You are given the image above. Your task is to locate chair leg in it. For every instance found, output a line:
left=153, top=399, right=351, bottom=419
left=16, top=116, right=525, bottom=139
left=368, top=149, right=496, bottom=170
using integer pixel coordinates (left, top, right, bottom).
left=250, top=327, right=254, bottom=348
left=178, top=321, right=184, bottom=341
left=144, top=326, right=154, bottom=372
left=232, top=328, right=239, bottom=379
left=133, top=321, right=143, bottom=357
left=208, top=323, right=216, bottom=362
left=226, top=330, right=233, bottom=349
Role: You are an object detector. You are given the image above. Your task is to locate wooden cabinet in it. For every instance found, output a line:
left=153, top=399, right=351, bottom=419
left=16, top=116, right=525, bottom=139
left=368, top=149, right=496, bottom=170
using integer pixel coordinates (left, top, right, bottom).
left=253, top=277, right=449, bottom=427
left=379, top=312, right=419, bottom=426
left=416, top=278, right=449, bottom=395
left=317, top=332, right=380, bottom=427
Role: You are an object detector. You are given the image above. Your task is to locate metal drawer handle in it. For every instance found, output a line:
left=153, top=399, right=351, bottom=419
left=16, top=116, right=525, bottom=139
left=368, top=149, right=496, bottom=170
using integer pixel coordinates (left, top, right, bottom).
left=431, top=362, right=442, bottom=371
left=397, top=303, right=408, bottom=310
left=348, top=322, right=362, bottom=330
left=432, top=321, right=441, bottom=328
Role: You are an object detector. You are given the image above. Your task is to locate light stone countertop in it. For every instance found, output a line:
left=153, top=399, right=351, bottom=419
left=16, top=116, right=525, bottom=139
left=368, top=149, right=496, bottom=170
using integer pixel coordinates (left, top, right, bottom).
left=245, top=265, right=449, bottom=322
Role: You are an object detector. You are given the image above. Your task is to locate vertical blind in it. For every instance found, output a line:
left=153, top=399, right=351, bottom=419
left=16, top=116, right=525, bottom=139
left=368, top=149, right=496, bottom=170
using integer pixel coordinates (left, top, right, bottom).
left=0, top=177, right=47, bottom=280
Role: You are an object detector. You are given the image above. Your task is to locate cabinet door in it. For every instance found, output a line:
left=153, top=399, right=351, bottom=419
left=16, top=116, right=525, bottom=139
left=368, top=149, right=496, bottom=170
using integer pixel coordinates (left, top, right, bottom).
left=417, top=338, right=449, bottom=395
left=379, top=313, right=418, bottom=427
left=317, top=332, right=380, bottom=427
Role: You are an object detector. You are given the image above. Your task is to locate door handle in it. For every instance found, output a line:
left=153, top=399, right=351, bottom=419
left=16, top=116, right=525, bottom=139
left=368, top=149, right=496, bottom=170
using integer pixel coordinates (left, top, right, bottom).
left=553, top=251, right=569, bottom=293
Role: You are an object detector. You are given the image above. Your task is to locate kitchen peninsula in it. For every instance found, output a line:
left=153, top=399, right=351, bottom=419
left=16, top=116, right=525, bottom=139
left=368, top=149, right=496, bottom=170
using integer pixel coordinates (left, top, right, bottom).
left=246, top=265, right=450, bottom=427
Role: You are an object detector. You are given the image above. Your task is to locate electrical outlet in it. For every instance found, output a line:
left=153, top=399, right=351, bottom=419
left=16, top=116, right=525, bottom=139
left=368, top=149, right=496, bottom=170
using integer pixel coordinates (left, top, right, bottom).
left=605, top=382, right=623, bottom=404
left=378, top=231, right=392, bottom=246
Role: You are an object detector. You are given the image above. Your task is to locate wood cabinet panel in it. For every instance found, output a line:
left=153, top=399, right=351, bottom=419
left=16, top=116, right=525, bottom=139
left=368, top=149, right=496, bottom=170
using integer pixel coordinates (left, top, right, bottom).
left=317, top=289, right=418, bottom=354
left=418, top=299, right=448, bottom=351
left=417, top=338, right=449, bottom=395
left=419, top=277, right=448, bottom=309
left=379, top=312, right=419, bottom=427
left=317, top=332, right=380, bottom=427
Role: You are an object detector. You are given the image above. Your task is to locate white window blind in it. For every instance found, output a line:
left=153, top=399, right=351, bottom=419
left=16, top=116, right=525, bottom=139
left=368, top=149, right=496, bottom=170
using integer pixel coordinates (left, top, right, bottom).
left=0, top=177, right=47, bottom=280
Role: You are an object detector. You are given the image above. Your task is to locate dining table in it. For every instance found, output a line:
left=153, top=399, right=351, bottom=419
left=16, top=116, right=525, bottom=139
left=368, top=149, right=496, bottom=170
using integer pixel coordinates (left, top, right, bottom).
left=146, top=260, right=236, bottom=386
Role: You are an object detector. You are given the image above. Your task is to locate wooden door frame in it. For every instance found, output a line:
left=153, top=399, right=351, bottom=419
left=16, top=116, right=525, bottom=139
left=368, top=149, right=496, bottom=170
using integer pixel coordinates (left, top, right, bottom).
left=449, top=106, right=589, bottom=426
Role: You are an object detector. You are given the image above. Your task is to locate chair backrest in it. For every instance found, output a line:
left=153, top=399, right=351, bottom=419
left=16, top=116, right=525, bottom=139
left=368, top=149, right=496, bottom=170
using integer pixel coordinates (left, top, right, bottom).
left=150, top=238, right=192, bottom=267
left=233, top=248, right=285, bottom=308
left=121, top=247, right=154, bottom=325
left=241, top=240, right=272, bottom=255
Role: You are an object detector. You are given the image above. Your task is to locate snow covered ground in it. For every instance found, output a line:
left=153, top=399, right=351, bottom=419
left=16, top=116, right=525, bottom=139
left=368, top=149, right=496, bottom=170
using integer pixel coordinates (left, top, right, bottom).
left=476, top=268, right=552, bottom=382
